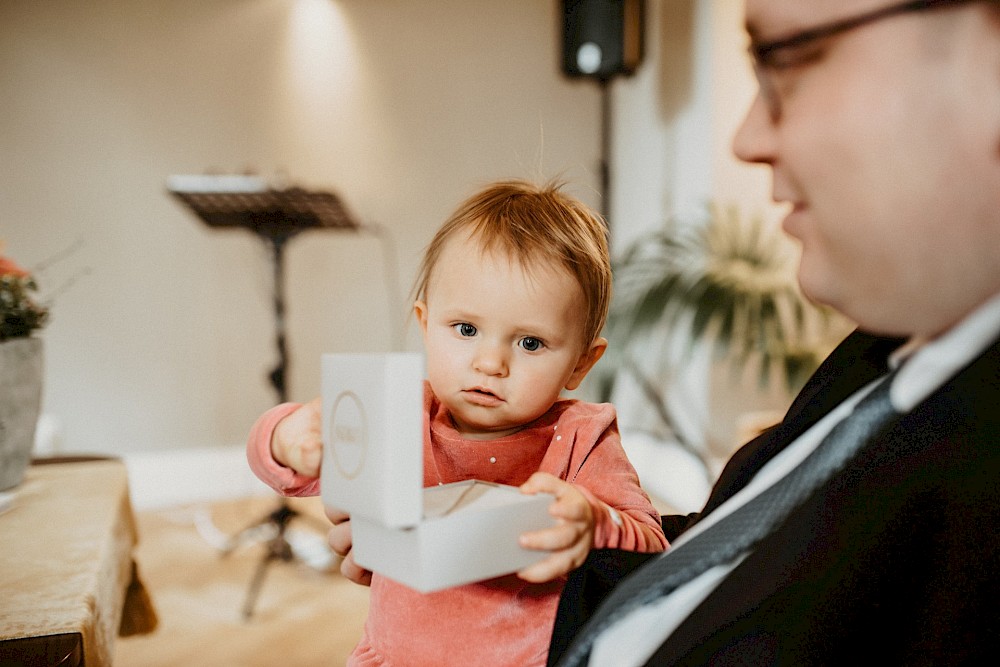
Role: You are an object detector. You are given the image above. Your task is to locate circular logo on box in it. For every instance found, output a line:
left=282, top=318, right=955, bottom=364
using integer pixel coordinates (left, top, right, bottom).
left=328, top=390, right=367, bottom=480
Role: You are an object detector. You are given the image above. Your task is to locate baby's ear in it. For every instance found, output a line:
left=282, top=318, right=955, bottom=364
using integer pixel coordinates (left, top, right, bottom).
left=564, top=337, right=608, bottom=391
left=413, top=300, right=429, bottom=333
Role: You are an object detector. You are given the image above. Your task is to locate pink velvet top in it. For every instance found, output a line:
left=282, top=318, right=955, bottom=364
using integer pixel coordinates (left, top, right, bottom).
left=247, top=382, right=667, bottom=667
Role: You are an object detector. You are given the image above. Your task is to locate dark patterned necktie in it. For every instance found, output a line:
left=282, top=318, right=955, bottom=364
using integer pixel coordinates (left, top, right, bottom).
left=557, top=371, right=901, bottom=667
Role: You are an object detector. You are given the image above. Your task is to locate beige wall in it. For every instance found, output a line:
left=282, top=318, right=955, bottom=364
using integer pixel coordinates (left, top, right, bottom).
left=1, top=0, right=774, bottom=455
left=710, top=0, right=785, bottom=225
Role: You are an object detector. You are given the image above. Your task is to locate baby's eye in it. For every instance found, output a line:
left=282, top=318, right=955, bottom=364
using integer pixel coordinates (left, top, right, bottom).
left=455, top=323, right=477, bottom=337
left=519, top=337, right=544, bottom=352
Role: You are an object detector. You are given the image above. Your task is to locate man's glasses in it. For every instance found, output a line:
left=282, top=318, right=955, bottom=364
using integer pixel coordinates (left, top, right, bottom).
left=749, top=0, right=980, bottom=121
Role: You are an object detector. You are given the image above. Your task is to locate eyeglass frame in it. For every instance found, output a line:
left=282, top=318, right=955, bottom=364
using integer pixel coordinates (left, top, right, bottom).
left=748, top=0, right=981, bottom=121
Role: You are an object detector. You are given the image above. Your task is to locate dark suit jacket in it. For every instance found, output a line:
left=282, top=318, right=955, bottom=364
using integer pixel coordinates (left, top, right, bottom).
left=549, top=330, right=1000, bottom=666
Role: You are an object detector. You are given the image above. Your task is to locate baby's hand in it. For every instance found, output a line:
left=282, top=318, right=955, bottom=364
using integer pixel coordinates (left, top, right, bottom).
left=516, top=472, right=595, bottom=583
left=271, top=397, right=323, bottom=477
left=325, top=506, right=372, bottom=587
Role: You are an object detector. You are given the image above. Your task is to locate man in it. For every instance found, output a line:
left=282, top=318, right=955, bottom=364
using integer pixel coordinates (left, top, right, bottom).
left=548, top=1, right=1000, bottom=665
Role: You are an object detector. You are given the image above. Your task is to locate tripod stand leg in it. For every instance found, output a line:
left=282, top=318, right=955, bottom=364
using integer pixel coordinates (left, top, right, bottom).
left=242, top=549, right=275, bottom=620
left=240, top=503, right=297, bottom=620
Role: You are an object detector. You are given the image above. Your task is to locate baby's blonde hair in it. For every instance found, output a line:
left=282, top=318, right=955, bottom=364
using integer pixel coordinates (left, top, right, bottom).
left=414, top=180, right=611, bottom=345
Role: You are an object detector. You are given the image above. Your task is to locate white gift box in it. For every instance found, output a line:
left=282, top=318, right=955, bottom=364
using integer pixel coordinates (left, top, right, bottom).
left=320, top=352, right=554, bottom=593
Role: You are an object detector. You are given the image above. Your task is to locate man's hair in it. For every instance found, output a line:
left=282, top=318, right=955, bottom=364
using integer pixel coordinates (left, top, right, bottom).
left=413, top=179, right=612, bottom=345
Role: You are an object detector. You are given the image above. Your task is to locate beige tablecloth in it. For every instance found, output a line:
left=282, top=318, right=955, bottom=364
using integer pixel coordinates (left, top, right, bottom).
left=0, top=459, right=157, bottom=665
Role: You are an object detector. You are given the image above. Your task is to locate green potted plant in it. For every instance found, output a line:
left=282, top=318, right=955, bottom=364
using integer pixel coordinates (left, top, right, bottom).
left=597, top=205, right=848, bottom=485
left=1, top=241, right=49, bottom=491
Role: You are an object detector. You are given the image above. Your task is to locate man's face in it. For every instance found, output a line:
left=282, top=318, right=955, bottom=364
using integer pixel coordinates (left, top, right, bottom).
left=734, top=0, right=1000, bottom=337
left=414, top=231, right=602, bottom=440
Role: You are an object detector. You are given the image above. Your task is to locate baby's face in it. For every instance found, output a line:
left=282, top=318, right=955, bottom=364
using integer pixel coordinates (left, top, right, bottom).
left=414, top=232, right=596, bottom=440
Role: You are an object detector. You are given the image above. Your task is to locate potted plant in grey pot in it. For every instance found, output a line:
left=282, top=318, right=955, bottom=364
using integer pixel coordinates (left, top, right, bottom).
left=0, top=242, right=48, bottom=491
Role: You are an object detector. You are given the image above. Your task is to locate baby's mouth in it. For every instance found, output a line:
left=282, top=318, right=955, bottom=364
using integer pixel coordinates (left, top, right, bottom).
left=463, top=387, right=503, bottom=404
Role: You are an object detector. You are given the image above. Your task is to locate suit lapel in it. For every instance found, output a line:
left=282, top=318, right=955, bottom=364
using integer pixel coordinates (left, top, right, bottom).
left=643, top=333, right=1000, bottom=666
left=701, top=330, right=903, bottom=516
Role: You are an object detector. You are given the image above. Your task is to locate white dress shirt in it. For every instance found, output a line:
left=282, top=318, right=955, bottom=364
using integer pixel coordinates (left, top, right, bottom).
left=589, top=292, right=1000, bottom=667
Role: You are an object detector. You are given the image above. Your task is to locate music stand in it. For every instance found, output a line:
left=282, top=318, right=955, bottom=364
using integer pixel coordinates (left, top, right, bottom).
left=167, top=175, right=360, bottom=619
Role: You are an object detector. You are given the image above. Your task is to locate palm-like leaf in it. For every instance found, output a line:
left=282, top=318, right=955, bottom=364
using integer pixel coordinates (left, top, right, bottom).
left=605, top=205, right=839, bottom=394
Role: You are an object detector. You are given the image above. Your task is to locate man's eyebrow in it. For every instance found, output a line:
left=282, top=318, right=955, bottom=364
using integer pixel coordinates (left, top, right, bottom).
left=745, top=20, right=789, bottom=47
left=744, top=16, right=801, bottom=46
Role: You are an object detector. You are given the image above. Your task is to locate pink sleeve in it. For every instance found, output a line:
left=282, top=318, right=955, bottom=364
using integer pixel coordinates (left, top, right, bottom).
left=577, top=482, right=668, bottom=553
left=557, top=404, right=668, bottom=553
left=246, top=403, right=322, bottom=497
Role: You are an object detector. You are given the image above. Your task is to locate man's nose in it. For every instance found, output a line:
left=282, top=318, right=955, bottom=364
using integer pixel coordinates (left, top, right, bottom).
left=732, top=92, right=777, bottom=166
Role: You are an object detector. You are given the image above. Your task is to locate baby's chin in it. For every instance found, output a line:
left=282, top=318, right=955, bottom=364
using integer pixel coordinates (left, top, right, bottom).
left=448, top=411, right=526, bottom=441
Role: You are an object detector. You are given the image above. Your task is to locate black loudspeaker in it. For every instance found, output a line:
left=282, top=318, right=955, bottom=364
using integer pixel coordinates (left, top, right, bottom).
left=562, top=0, right=644, bottom=80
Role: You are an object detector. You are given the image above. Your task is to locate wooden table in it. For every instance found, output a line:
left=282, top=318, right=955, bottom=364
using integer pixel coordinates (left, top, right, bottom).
left=0, top=459, right=157, bottom=666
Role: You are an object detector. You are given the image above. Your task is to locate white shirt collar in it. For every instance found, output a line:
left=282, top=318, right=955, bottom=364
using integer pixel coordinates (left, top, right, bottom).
left=889, top=291, right=1000, bottom=412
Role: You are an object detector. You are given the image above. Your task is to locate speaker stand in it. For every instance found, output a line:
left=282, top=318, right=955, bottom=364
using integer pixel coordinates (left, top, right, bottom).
left=599, top=78, right=612, bottom=221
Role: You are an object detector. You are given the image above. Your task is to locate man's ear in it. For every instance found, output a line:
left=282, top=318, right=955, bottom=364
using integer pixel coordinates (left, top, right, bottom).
left=564, top=337, right=608, bottom=391
left=413, top=300, right=429, bottom=335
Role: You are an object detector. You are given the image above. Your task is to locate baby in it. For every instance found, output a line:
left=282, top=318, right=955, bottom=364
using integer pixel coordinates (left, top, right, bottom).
left=247, top=180, right=667, bottom=666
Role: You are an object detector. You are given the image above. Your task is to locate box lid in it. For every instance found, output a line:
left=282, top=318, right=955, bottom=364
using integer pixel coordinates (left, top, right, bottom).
left=320, top=352, right=425, bottom=528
